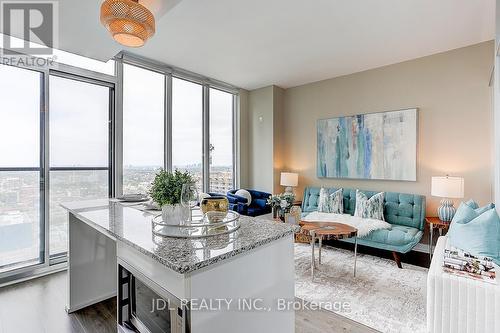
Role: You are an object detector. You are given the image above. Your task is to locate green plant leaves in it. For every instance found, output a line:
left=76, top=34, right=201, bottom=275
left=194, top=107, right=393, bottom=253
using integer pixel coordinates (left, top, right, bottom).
left=149, top=169, right=195, bottom=206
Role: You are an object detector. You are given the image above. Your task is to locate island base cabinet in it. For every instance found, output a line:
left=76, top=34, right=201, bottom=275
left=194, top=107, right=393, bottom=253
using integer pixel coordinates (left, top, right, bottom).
left=116, top=235, right=295, bottom=333
left=67, top=213, right=117, bottom=313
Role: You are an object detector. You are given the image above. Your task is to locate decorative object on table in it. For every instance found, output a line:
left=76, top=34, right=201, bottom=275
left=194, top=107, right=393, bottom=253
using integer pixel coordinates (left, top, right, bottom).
left=100, top=0, right=156, bottom=47
left=280, top=172, right=298, bottom=194
left=317, top=108, right=417, bottom=181
left=317, top=188, right=343, bottom=213
left=116, top=193, right=148, bottom=202
left=285, top=206, right=301, bottom=225
left=442, top=244, right=496, bottom=284
left=426, top=217, right=450, bottom=259
left=151, top=211, right=240, bottom=238
left=354, top=190, right=385, bottom=220
left=227, top=189, right=272, bottom=217
left=149, top=169, right=194, bottom=225
left=200, top=196, right=229, bottom=215
left=181, top=182, right=199, bottom=221
left=199, top=192, right=212, bottom=202
left=267, top=192, right=295, bottom=221
left=431, top=175, right=464, bottom=221
left=447, top=200, right=500, bottom=265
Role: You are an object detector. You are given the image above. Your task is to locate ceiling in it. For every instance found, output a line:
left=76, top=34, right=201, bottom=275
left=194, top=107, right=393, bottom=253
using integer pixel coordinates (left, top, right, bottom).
left=2, top=0, right=495, bottom=90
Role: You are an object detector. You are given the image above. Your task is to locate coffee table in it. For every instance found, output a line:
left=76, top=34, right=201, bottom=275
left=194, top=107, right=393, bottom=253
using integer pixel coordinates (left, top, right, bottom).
left=299, top=221, right=358, bottom=279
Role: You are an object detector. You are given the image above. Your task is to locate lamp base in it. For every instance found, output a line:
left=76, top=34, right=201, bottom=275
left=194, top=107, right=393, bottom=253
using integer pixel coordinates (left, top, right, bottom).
left=437, top=198, right=455, bottom=222
left=284, top=187, right=294, bottom=194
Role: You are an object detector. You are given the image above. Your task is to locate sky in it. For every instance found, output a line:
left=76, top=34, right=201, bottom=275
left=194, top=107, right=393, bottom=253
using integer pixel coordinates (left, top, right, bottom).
left=0, top=62, right=234, bottom=168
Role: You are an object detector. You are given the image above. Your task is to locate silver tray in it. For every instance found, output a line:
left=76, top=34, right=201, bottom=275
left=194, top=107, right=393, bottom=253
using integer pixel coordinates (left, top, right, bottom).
left=151, top=211, right=241, bottom=238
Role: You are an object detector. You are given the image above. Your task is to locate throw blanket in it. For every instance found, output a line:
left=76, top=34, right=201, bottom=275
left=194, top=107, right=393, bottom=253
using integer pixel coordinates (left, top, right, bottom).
left=302, top=212, right=391, bottom=238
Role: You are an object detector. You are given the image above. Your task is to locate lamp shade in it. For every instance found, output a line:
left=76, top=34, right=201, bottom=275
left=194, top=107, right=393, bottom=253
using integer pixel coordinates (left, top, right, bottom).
left=431, top=176, right=464, bottom=198
left=280, top=172, right=298, bottom=187
left=100, top=0, right=156, bottom=47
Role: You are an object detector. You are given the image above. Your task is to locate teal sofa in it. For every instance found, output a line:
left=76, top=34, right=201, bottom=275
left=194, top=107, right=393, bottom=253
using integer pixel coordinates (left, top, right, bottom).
left=301, top=187, right=426, bottom=268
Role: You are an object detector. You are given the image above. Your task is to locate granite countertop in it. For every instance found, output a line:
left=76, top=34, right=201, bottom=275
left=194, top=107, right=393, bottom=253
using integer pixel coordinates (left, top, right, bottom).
left=61, top=199, right=298, bottom=275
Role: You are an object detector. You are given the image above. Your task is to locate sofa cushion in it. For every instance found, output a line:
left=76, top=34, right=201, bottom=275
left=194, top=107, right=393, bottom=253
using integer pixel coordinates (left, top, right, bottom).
left=354, top=190, right=385, bottom=220
left=318, top=188, right=330, bottom=212
left=235, top=189, right=252, bottom=206
left=361, top=225, right=421, bottom=247
left=464, top=199, right=479, bottom=209
left=448, top=206, right=500, bottom=265
left=463, top=200, right=495, bottom=216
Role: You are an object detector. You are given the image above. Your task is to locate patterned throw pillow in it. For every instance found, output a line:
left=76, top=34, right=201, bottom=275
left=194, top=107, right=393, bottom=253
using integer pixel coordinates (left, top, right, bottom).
left=317, top=188, right=343, bottom=213
left=318, top=188, right=330, bottom=212
left=329, top=188, right=343, bottom=214
left=354, top=190, right=385, bottom=220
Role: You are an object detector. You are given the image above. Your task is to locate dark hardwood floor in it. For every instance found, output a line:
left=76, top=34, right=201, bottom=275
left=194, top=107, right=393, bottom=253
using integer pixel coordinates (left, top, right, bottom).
left=0, top=271, right=378, bottom=333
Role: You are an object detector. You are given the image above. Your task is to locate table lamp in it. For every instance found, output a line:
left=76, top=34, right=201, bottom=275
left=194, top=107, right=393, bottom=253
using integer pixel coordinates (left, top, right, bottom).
left=431, top=176, right=464, bottom=222
left=280, top=172, right=298, bottom=194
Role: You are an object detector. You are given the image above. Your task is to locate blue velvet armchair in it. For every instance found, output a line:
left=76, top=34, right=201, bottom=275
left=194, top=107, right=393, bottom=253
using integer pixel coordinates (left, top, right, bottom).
left=226, top=189, right=272, bottom=217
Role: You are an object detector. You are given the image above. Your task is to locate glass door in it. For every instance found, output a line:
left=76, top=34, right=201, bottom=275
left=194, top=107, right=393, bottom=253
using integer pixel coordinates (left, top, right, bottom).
left=48, top=73, right=113, bottom=258
left=0, top=65, right=43, bottom=273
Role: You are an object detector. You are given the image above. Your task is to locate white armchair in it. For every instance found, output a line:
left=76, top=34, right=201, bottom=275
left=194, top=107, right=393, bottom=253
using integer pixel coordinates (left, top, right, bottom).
left=427, top=236, right=500, bottom=333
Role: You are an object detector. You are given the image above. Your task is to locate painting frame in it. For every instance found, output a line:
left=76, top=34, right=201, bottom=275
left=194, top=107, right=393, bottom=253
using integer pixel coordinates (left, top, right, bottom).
left=317, top=108, right=418, bottom=181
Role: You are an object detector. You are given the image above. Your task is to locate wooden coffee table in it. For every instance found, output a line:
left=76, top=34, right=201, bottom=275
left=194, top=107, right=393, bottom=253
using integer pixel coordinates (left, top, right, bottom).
left=299, top=221, right=358, bottom=279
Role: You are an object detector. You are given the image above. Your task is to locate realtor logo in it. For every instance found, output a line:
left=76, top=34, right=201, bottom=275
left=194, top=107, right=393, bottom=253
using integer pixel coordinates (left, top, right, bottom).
left=1, top=1, right=58, bottom=55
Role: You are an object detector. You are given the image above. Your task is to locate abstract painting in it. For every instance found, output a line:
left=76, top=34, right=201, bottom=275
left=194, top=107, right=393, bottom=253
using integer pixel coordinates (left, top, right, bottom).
left=317, top=108, right=417, bottom=181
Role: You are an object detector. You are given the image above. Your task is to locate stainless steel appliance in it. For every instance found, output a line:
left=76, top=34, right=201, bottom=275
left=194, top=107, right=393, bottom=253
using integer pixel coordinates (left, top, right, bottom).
left=117, top=260, right=189, bottom=333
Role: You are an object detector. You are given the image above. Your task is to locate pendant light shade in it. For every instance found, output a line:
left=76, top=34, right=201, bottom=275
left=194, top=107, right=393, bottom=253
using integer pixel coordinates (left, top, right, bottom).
left=100, top=0, right=155, bottom=47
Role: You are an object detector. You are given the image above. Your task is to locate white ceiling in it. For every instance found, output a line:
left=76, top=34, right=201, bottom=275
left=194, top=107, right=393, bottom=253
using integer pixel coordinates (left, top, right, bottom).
left=3, top=0, right=496, bottom=90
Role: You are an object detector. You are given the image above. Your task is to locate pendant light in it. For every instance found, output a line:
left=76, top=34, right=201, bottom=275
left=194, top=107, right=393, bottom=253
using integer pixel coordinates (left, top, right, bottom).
left=100, top=0, right=155, bottom=47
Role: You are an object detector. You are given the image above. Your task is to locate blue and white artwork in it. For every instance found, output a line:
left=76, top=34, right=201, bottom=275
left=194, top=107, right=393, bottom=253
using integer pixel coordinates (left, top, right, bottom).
left=317, top=108, right=417, bottom=181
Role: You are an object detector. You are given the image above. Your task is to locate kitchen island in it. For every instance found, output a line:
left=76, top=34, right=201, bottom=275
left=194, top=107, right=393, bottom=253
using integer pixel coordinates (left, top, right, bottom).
left=61, top=199, right=296, bottom=333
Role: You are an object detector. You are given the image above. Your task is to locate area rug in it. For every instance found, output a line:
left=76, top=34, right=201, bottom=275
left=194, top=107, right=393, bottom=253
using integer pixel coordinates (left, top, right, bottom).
left=294, top=243, right=427, bottom=333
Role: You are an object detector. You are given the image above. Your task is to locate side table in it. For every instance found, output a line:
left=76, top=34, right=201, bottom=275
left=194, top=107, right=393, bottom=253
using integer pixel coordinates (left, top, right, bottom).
left=425, top=217, right=450, bottom=259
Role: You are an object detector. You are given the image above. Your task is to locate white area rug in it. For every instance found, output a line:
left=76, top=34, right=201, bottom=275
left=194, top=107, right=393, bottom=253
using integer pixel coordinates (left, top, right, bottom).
left=294, top=243, right=427, bottom=333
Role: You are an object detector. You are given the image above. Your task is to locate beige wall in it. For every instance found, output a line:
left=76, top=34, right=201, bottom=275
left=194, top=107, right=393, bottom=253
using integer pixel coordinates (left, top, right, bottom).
left=281, top=41, right=494, bottom=216
left=273, top=86, right=285, bottom=193
left=247, top=86, right=274, bottom=193
left=238, top=89, right=250, bottom=188
left=243, top=85, right=287, bottom=193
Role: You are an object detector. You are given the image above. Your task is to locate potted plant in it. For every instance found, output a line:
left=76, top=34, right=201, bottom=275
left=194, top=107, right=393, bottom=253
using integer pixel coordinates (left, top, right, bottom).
left=149, top=169, right=195, bottom=224
left=267, top=192, right=295, bottom=220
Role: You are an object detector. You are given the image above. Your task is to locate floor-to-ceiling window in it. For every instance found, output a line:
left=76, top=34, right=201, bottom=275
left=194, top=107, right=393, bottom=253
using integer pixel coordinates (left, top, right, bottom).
left=0, top=46, right=116, bottom=280
left=0, top=65, right=42, bottom=272
left=209, top=88, right=235, bottom=193
left=48, top=74, right=113, bottom=257
left=0, top=51, right=238, bottom=282
left=120, top=60, right=237, bottom=196
left=172, top=78, right=203, bottom=191
left=122, top=64, right=164, bottom=194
